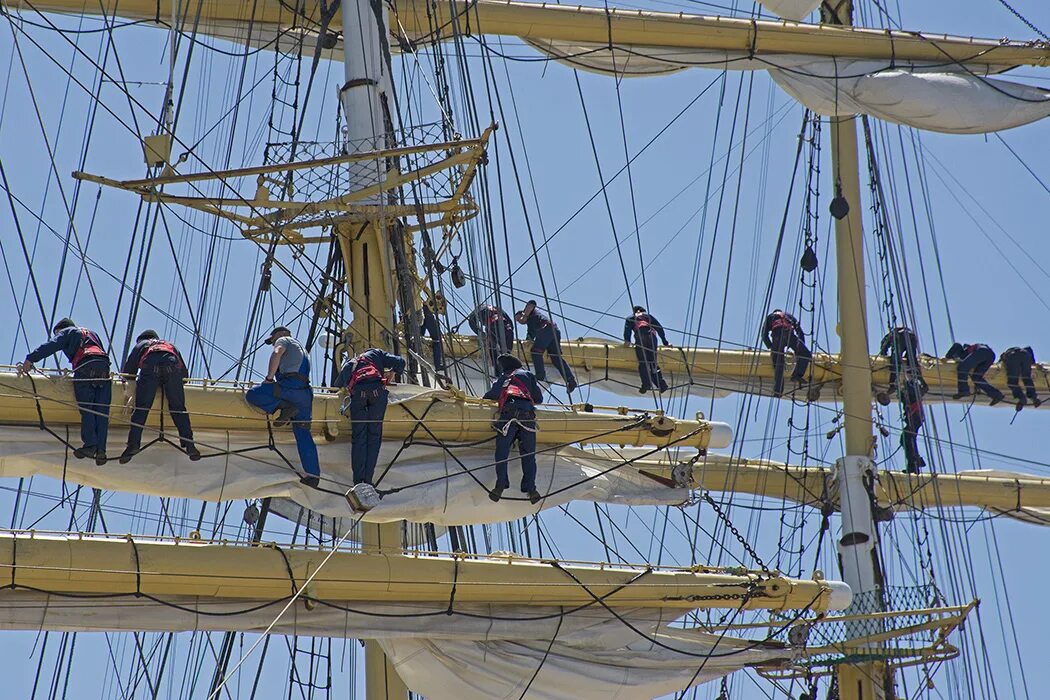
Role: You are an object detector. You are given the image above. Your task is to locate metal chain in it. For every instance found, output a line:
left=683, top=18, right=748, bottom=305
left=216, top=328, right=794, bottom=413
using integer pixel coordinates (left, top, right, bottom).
left=703, top=492, right=773, bottom=575
left=996, top=0, right=1050, bottom=40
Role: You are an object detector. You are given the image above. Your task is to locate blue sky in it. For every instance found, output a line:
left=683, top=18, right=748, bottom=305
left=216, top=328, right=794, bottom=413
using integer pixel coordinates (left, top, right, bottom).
left=1, top=0, right=1049, bottom=697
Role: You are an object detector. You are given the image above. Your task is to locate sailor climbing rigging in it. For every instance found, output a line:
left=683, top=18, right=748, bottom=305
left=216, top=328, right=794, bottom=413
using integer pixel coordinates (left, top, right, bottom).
left=516, top=300, right=577, bottom=394
left=418, top=294, right=446, bottom=373
left=761, top=309, right=811, bottom=398
left=1000, top=346, right=1041, bottom=411
left=879, top=326, right=921, bottom=391
left=946, top=342, right=1004, bottom=405
left=335, top=348, right=406, bottom=486
left=466, top=302, right=514, bottom=374
left=18, top=318, right=111, bottom=465
left=623, top=305, right=670, bottom=393
left=483, top=354, right=543, bottom=505
left=118, top=330, right=199, bottom=463
left=245, top=327, right=321, bottom=488
left=899, top=376, right=927, bottom=473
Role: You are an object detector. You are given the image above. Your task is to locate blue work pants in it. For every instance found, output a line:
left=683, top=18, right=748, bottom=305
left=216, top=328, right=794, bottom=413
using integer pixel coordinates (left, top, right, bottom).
left=530, top=326, right=575, bottom=385
left=956, top=349, right=1003, bottom=400
left=349, top=383, right=388, bottom=485
left=493, top=402, right=537, bottom=493
left=245, top=379, right=320, bottom=477
left=127, top=358, right=193, bottom=448
left=73, top=362, right=111, bottom=452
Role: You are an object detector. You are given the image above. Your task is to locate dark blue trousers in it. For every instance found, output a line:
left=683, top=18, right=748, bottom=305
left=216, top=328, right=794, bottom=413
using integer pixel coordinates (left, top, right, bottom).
left=770, top=329, right=811, bottom=395
left=127, top=362, right=193, bottom=448
left=634, top=337, right=667, bottom=391
left=73, top=364, right=111, bottom=452
left=494, top=404, right=537, bottom=492
left=956, top=349, right=1003, bottom=400
left=349, top=383, right=388, bottom=484
left=530, top=326, right=575, bottom=384
left=245, top=380, right=320, bottom=477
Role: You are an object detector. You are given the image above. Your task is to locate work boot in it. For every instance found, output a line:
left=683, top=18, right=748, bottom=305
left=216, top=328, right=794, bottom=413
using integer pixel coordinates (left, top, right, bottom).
left=952, top=392, right=970, bottom=400
left=565, top=379, right=578, bottom=394
left=184, top=443, right=201, bottom=461
left=94, top=451, right=108, bottom=466
left=1034, top=398, right=1043, bottom=408
left=73, top=446, right=92, bottom=460
left=1016, top=396, right=1026, bottom=412
left=989, top=394, right=1004, bottom=407
left=658, top=381, right=669, bottom=393
left=639, top=384, right=651, bottom=394
left=300, top=475, right=320, bottom=489
left=488, top=486, right=504, bottom=503
left=527, top=490, right=542, bottom=505
left=118, top=445, right=140, bottom=464
left=273, top=402, right=298, bottom=427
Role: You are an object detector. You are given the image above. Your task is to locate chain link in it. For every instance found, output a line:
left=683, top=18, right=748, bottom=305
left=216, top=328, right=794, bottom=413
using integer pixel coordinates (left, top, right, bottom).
left=703, top=492, right=773, bottom=576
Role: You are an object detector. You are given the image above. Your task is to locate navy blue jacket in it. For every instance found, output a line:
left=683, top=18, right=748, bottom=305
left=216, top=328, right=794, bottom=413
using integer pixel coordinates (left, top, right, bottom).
left=26, top=326, right=109, bottom=373
left=483, top=368, right=543, bottom=405
left=335, top=349, right=406, bottom=388
left=121, top=339, right=188, bottom=379
left=466, top=304, right=512, bottom=335
left=523, top=309, right=556, bottom=341
left=762, top=311, right=804, bottom=349
left=624, top=313, right=668, bottom=345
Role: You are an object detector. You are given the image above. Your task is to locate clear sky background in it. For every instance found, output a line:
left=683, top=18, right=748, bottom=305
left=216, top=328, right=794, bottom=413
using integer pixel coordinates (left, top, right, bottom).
left=1, top=0, right=1049, bottom=698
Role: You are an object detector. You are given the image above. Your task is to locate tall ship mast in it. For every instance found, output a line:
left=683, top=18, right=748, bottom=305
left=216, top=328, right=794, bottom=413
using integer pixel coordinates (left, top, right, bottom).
left=1, top=1, right=1049, bottom=699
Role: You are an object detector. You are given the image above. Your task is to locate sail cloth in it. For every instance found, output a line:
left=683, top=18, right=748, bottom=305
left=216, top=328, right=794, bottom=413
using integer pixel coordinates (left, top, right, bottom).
left=756, top=0, right=821, bottom=21
left=525, top=41, right=1050, bottom=134
left=0, top=589, right=793, bottom=698
left=0, top=425, right=688, bottom=526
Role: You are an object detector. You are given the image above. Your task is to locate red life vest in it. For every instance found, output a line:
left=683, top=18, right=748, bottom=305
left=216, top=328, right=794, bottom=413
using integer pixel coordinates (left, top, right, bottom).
left=346, top=357, right=385, bottom=391
left=139, top=340, right=181, bottom=369
left=70, top=328, right=106, bottom=368
left=770, top=312, right=795, bottom=332
left=498, top=375, right=533, bottom=410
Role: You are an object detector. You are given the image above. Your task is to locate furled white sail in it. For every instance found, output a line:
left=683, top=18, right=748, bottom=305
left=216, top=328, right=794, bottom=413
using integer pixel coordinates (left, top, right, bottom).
left=757, top=0, right=821, bottom=21
left=0, top=589, right=795, bottom=698
left=526, top=41, right=1050, bottom=134
left=0, top=426, right=688, bottom=525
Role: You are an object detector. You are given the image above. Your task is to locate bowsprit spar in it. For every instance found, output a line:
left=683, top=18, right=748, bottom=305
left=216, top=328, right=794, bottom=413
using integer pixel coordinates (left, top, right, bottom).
left=0, top=0, right=1048, bottom=698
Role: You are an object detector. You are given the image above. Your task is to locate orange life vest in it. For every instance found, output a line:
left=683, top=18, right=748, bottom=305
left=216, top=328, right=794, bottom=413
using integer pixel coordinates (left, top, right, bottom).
left=139, top=340, right=181, bottom=368
left=71, top=328, right=106, bottom=368
left=346, top=358, right=385, bottom=391
left=498, top=375, right=533, bottom=410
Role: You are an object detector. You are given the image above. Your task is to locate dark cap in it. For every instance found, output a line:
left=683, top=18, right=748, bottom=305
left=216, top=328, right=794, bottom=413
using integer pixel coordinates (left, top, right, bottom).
left=632, top=305, right=646, bottom=314
left=136, top=329, right=159, bottom=342
left=53, top=318, right=75, bottom=333
left=496, top=353, right=522, bottom=372
left=264, top=326, right=292, bottom=345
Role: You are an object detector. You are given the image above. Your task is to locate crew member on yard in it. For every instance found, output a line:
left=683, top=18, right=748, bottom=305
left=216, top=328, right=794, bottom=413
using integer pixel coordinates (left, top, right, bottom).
left=761, top=309, right=811, bottom=398
left=467, top=302, right=514, bottom=374
left=879, top=326, right=921, bottom=391
left=335, top=348, right=406, bottom=486
left=624, top=305, right=670, bottom=393
left=119, top=330, right=199, bottom=463
left=483, top=354, right=543, bottom=505
left=245, top=327, right=321, bottom=487
left=900, top=376, right=926, bottom=474
left=516, top=300, right=577, bottom=394
left=945, top=342, right=1004, bottom=405
left=19, top=318, right=111, bottom=465
left=999, top=346, right=1041, bottom=411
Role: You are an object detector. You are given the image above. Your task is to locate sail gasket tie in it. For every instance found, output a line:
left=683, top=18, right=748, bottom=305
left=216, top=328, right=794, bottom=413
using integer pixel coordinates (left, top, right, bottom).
left=446, top=557, right=459, bottom=615
left=127, top=535, right=142, bottom=598
left=9, top=535, right=16, bottom=590
left=268, top=542, right=300, bottom=597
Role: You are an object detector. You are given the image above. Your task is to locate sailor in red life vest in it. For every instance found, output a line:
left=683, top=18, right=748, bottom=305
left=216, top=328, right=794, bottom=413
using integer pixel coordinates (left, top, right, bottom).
left=118, top=330, right=199, bottom=463
left=515, top=300, right=578, bottom=394
left=623, top=305, right=670, bottom=393
left=18, top=318, right=112, bottom=465
left=335, top=348, right=406, bottom=486
left=466, top=302, right=514, bottom=375
left=761, top=309, right=812, bottom=398
left=482, top=354, right=544, bottom=504
left=899, top=375, right=927, bottom=473
left=945, top=342, right=1004, bottom=405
